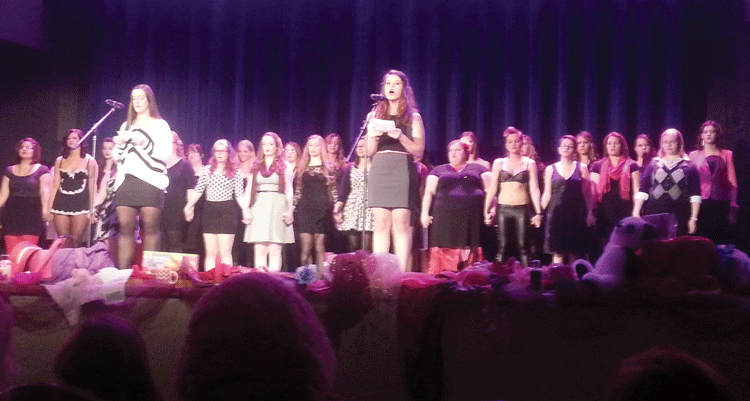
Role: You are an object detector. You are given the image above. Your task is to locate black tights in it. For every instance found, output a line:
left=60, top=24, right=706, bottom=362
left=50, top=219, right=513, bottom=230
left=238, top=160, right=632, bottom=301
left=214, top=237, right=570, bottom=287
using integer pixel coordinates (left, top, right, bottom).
left=496, top=204, right=528, bottom=266
left=299, top=233, right=326, bottom=271
left=161, top=230, right=184, bottom=252
left=117, top=206, right=161, bottom=270
left=346, top=231, right=372, bottom=252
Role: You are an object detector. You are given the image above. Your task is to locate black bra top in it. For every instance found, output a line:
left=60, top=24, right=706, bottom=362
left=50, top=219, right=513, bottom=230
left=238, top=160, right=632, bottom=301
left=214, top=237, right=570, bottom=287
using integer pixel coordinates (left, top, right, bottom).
left=498, top=159, right=530, bottom=184
left=499, top=169, right=529, bottom=184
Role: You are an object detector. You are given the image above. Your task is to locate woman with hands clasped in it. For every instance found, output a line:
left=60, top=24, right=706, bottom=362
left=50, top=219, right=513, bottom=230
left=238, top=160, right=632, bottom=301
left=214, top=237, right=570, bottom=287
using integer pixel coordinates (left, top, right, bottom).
left=0, top=138, right=52, bottom=252
left=294, top=135, right=337, bottom=272
left=366, top=70, right=425, bottom=271
left=49, top=129, right=98, bottom=246
left=542, top=135, right=596, bottom=264
left=589, top=132, right=640, bottom=245
left=483, top=127, right=542, bottom=267
left=111, top=84, right=172, bottom=270
left=333, top=138, right=374, bottom=252
left=688, top=120, right=737, bottom=244
left=243, top=132, right=295, bottom=271
left=633, top=129, right=700, bottom=236
left=184, top=139, right=249, bottom=272
left=421, top=140, right=490, bottom=273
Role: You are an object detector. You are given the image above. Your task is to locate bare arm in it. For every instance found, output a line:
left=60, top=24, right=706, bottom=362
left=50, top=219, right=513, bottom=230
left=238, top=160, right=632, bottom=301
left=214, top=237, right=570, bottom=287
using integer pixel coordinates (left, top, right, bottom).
left=725, top=150, right=738, bottom=209
left=580, top=163, right=596, bottom=226
left=365, top=112, right=382, bottom=157
left=589, top=171, right=600, bottom=202
left=184, top=168, right=208, bottom=222
left=541, top=165, right=553, bottom=211
left=480, top=171, right=492, bottom=190
left=420, top=174, right=439, bottom=228
left=484, top=159, right=501, bottom=221
left=631, top=170, right=640, bottom=200
left=0, top=176, right=9, bottom=209
left=48, top=158, right=62, bottom=214
left=87, top=156, right=98, bottom=214
left=93, top=171, right=111, bottom=209
left=234, top=174, right=252, bottom=224
left=39, top=171, right=52, bottom=221
left=633, top=163, right=650, bottom=218
left=283, top=163, right=295, bottom=224
left=528, top=160, right=543, bottom=227
left=398, top=113, right=425, bottom=159
left=239, top=173, right=253, bottom=210
left=528, top=160, right=542, bottom=214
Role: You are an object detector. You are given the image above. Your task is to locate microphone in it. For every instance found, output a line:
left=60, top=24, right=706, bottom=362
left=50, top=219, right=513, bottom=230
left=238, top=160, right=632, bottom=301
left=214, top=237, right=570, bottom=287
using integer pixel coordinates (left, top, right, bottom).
left=105, top=99, right=125, bottom=109
left=369, top=93, right=386, bottom=101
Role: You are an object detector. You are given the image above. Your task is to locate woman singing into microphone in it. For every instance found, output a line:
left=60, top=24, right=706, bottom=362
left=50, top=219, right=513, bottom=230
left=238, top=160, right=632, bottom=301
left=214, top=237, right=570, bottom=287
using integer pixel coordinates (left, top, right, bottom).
left=112, top=84, right=172, bottom=270
left=366, top=70, right=425, bottom=271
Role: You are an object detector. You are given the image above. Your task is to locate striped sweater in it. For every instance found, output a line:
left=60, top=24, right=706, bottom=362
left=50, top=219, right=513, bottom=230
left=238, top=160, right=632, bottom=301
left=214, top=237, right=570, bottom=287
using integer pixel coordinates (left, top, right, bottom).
left=113, top=119, right=173, bottom=191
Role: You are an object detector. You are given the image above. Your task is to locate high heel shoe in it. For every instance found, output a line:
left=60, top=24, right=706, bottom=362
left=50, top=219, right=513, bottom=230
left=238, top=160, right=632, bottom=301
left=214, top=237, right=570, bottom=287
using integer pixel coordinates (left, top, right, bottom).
left=178, top=258, right=212, bottom=287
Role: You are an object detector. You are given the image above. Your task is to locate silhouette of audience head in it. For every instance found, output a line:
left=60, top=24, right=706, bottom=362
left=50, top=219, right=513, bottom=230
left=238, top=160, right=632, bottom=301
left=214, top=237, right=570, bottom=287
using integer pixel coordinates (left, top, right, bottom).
left=0, top=294, right=13, bottom=391
left=175, top=273, right=336, bottom=401
left=606, top=344, right=736, bottom=401
left=54, top=313, right=162, bottom=401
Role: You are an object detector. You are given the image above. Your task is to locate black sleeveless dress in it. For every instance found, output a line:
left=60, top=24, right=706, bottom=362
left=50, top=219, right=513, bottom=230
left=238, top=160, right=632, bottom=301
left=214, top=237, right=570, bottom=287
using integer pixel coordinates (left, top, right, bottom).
left=2, top=165, right=50, bottom=236
left=544, top=162, right=588, bottom=254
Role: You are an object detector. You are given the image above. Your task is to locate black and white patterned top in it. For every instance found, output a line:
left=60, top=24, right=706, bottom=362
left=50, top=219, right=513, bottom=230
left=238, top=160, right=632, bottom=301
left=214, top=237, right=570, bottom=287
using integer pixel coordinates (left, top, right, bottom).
left=193, top=166, right=244, bottom=202
left=113, top=121, right=172, bottom=191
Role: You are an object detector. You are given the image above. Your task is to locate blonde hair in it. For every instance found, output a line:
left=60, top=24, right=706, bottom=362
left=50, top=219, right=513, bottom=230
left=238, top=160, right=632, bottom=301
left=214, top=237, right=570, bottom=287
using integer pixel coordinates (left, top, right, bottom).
left=657, top=128, right=686, bottom=158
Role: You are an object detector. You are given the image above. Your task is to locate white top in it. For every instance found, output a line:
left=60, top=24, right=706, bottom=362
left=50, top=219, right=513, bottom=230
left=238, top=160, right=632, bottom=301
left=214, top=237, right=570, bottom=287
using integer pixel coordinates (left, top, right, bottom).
left=113, top=119, right=172, bottom=191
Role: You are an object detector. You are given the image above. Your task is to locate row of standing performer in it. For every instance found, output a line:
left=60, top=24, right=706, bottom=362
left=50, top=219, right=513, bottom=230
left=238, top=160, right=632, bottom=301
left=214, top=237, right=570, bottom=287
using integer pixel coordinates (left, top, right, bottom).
left=0, top=72, right=738, bottom=276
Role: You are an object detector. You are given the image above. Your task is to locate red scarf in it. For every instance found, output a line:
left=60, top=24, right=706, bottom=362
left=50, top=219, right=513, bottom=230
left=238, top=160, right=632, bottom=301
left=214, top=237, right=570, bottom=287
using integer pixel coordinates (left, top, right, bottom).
left=597, top=157, right=633, bottom=202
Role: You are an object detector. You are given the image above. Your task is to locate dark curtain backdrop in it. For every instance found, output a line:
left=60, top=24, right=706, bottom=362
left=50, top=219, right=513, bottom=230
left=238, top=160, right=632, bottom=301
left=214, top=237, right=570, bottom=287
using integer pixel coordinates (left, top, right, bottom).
left=38, top=0, right=748, bottom=165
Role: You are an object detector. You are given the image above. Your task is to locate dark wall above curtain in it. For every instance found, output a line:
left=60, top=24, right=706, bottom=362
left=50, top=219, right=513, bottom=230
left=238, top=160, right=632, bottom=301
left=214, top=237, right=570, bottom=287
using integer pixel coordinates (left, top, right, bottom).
left=2, top=0, right=747, bottom=168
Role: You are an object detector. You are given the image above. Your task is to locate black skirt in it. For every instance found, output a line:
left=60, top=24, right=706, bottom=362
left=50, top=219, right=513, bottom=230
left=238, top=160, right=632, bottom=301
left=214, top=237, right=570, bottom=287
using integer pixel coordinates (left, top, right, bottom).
left=202, top=200, right=239, bottom=234
left=115, top=175, right=165, bottom=209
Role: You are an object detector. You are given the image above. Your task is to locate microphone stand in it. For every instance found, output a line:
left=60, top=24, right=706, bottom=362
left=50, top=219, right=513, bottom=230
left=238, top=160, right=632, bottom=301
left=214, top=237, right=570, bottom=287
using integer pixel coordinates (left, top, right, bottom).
left=345, top=100, right=381, bottom=251
left=73, top=105, right=120, bottom=248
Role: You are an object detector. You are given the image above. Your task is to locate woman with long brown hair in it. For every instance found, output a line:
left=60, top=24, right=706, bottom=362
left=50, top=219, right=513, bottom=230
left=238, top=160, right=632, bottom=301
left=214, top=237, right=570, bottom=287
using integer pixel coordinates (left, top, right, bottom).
left=49, top=129, right=98, bottom=246
left=185, top=139, right=247, bottom=272
left=590, top=132, right=640, bottom=244
left=112, top=84, right=172, bottom=270
left=325, top=133, right=347, bottom=174
left=160, top=133, right=193, bottom=252
left=333, top=138, right=374, bottom=252
left=243, top=132, right=295, bottom=271
left=92, top=137, right=119, bottom=245
left=688, top=120, right=737, bottom=243
left=633, top=134, right=656, bottom=173
left=576, top=130, right=599, bottom=167
left=366, top=69, right=425, bottom=271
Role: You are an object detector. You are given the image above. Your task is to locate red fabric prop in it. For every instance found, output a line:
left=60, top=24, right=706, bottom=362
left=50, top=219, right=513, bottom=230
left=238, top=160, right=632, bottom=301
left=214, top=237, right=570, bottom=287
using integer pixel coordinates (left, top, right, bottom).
left=639, top=236, right=720, bottom=296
